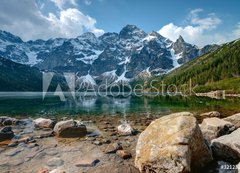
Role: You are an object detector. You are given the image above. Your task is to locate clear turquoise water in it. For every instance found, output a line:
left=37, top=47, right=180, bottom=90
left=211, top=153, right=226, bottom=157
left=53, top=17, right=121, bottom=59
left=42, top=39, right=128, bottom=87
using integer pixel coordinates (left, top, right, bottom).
left=0, top=93, right=239, bottom=117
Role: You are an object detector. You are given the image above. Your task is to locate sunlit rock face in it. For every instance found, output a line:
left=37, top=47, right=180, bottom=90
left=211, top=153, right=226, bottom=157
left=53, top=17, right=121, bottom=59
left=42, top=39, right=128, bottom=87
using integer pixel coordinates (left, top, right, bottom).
left=135, top=112, right=213, bottom=173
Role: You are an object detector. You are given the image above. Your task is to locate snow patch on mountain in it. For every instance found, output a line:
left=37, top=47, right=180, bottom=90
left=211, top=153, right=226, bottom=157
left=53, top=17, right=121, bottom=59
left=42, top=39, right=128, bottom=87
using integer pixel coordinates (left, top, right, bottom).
left=169, top=48, right=181, bottom=70
left=118, top=56, right=131, bottom=65
left=114, top=66, right=130, bottom=84
left=143, top=35, right=157, bottom=42
left=25, top=51, right=43, bottom=66
left=77, top=73, right=97, bottom=87
left=76, top=50, right=103, bottom=64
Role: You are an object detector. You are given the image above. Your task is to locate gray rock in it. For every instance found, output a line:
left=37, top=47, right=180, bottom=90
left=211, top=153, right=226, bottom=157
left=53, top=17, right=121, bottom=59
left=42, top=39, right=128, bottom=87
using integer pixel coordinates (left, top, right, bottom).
left=200, top=117, right=235, bottom=143
left=47, top=157, right=64, bottom=167
left=0, top=126, right=14, bottom=142
left=211, top=128, right=240, bottom=163
left=0, top=116, right=17, bottom=125
left=224, top=113, right=240, bottom=128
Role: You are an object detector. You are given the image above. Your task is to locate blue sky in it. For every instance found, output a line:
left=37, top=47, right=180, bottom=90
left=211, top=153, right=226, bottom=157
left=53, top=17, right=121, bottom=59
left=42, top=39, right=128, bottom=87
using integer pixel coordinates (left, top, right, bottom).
left=0, top=0, right=240, bottom=46
left=73, top=0, right=240, bottom=33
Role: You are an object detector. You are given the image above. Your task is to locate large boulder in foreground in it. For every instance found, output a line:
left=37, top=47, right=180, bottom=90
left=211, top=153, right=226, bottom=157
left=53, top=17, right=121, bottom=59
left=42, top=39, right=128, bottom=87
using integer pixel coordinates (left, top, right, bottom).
left=34, top=118, right=56, bottom=129
left=224, top=113, right=240, bottom=128
left=53, top=120, right=87, bottom=138
left=135, top=112, right=212, bottom=173
left=0, top=126, right=14, bottom=142
left=211, top=128, right=240, bottom=163
left=200, top=117, right=235, bottom=143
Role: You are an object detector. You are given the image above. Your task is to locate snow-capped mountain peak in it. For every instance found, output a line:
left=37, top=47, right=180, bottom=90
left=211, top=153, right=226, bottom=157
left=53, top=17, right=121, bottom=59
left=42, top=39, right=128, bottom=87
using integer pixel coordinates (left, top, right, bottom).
left=0, top=25, right=219, bottom=85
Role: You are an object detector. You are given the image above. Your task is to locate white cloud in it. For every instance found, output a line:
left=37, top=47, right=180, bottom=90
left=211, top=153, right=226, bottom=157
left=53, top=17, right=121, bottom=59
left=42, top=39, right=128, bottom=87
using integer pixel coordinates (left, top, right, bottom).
left=0, top=0, right=104, bottom=41
left=158, top=9, right=235, bottom=47
left=50, top=0, right=77, bottom=9
left=48, top=8, right=104, bottom=37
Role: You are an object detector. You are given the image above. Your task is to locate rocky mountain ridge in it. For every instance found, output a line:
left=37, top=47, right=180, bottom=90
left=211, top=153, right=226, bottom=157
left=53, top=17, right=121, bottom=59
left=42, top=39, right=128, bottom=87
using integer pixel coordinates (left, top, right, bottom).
left=0, top=25, right=219, bottom=87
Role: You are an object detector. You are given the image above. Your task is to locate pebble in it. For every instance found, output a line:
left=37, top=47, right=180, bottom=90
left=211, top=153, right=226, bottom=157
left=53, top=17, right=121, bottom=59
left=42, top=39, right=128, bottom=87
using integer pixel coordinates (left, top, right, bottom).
left=104, top=143, right=122, bottom=154
left=37, top=167, right=49, bottom=173
left=116, top=150, right=132, bottom=159
left=93, top=141, right=102, bottom=146
left=47, top=157, right=64, bottom=167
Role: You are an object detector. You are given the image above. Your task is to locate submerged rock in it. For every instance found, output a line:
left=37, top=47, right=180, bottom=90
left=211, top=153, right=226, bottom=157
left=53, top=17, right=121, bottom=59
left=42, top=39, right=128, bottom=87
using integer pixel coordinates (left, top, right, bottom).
left=0, top=116, right=17, bottom=125
left=117, top=123, right=134, bottom=135
left=53, top=120, right=87, bottom=138
left=0, top=126, right=14, bottom=142
left=34, top=118, right=56, bottom=129
left=200, top=117, right=235, bottom=143
left=211, top=128, right=240, bottom=163
left=200, top=111, right=221, bottom=118
left=224, top=113, right=240, bottom=128
left=135, top=112, right=212, bottom=173
left=47, top=157, right=64, bottom=167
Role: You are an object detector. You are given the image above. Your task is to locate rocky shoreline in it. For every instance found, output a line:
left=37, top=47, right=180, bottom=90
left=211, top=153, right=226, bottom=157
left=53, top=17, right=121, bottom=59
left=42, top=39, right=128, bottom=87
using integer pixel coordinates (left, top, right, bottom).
left=0, top=112, right=240, bottom=173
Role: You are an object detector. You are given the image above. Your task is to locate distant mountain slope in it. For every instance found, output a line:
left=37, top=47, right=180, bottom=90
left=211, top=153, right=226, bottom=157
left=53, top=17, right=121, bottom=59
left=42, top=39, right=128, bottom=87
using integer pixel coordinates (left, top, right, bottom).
left=0, top=57, right=66, bottom=91
left=160, top=39, right=240, bottom=93
left=0, top=57, right=43, bottom=91
left=0, top=25, right=218, bottom=87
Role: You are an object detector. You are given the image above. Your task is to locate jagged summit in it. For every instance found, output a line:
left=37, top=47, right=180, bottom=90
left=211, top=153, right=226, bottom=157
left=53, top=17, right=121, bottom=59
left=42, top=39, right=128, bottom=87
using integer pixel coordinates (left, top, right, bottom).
left=176, top=35, right=185, bottom=43
left=119, top=24, right=147, bottom=39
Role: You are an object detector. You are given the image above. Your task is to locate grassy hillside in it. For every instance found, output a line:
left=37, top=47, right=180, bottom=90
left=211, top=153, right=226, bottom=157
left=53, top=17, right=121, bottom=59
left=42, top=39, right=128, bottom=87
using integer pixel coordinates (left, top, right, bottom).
left=157, top=39, right=240, bottom=94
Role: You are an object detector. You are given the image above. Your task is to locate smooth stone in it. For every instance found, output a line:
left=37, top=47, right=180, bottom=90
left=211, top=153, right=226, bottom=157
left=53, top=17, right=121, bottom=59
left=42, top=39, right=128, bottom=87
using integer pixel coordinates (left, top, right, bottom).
left=34, top=118, right=56, bottom=129
left=47, top=157, right=64, bottom=167
left=117, top=123, right=134, bottom=136
left=104, top=143, right=122, bottom=154
left=53, top=120, right=87, bottom=138
left=116, top=150, right=132, bottom=159
left=28, top=143, right=38, bottom=148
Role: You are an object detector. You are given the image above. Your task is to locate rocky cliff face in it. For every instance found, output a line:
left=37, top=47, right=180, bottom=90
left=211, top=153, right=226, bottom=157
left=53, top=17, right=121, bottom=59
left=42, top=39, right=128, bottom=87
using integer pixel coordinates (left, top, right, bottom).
left=0, top=25, right=219, bottom=86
